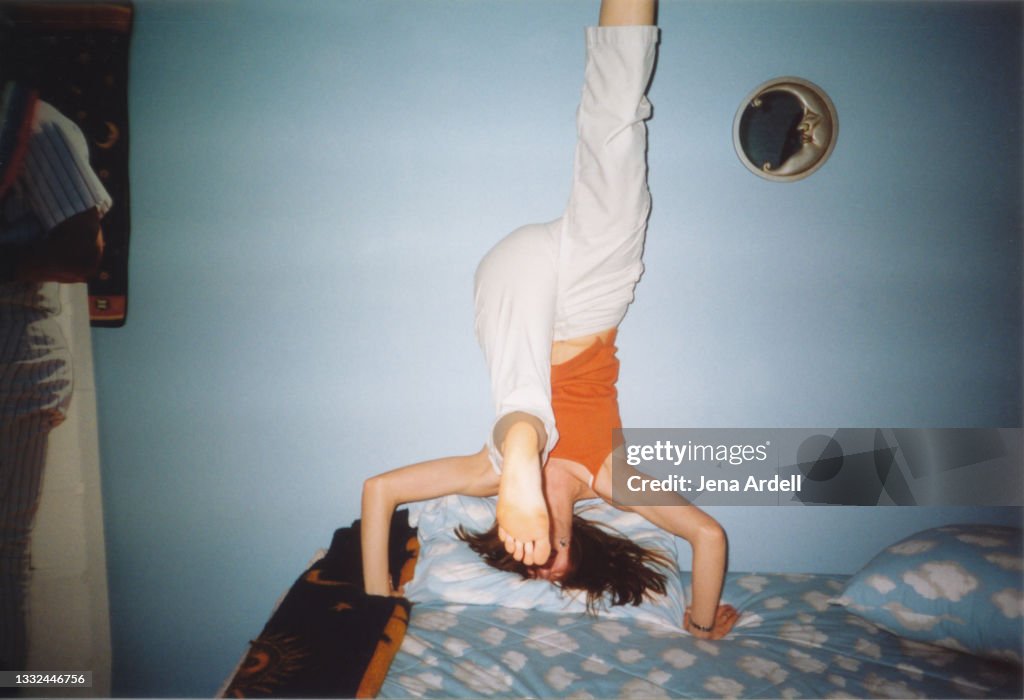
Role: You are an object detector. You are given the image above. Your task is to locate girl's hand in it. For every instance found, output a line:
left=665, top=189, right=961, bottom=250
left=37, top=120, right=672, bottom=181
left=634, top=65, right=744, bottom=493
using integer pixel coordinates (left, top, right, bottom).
left=390, top=582, right=406, bottom=598
left=684, top=604, right=739, bottom=640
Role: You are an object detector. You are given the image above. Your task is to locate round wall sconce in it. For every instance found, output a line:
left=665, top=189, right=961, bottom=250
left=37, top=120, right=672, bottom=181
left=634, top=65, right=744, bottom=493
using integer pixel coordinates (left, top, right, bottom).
left=733, top=77, right=838, bottom=182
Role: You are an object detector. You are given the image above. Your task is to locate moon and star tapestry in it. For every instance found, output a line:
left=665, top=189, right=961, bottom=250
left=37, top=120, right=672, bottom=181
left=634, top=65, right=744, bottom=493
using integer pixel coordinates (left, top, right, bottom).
left=1, top=1, right=134, bottom=326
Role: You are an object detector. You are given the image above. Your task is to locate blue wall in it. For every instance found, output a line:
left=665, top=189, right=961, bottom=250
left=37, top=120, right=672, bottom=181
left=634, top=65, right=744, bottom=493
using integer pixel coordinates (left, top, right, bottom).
left=91, top=1, right=1021, bottom=695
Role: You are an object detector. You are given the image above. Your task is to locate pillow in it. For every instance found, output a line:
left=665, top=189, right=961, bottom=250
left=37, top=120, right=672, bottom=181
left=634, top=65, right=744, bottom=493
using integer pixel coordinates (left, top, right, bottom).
left=404, top=494, right=687, bottom=631
left=831, top=523, right=1023, bottom=665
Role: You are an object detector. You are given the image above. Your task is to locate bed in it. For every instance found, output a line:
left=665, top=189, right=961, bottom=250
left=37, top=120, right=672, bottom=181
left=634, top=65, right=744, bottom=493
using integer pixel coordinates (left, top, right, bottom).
left=221, top=496, right=1023, bottom=699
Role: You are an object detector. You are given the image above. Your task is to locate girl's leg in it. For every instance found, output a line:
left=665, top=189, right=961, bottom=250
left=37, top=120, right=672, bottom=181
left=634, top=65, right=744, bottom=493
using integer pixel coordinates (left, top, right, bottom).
left=474, top=222, right=561, bottom=463
left=600, top=0, right=656, bottom=28
left=553, top=22, right=659, bottom=341
left=474, top=222, right=560, bottom=566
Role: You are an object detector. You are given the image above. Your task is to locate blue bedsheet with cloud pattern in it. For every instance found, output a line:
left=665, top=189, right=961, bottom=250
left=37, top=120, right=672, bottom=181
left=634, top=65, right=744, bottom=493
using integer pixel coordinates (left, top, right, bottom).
left=382, top=570, right=1022, bottom=698
left=380, top=495, right=1019, bottom=695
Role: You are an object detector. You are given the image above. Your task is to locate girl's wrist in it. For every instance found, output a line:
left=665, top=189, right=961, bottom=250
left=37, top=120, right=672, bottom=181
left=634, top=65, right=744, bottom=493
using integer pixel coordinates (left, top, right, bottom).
left=687, top=616, right=714, bottom=633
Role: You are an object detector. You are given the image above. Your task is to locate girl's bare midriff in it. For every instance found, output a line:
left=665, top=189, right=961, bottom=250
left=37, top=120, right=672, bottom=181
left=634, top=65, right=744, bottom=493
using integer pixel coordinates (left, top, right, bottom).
left=551, top=327, right=616, bottom=365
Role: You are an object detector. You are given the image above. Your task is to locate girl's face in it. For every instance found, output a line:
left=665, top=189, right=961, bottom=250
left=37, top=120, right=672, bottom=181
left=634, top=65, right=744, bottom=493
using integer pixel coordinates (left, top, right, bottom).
left=530, top=542, right=573, bottom=582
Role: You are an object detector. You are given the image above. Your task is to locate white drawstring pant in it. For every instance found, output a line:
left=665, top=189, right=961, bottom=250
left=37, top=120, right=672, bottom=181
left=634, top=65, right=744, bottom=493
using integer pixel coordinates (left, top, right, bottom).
left=473, top=25, right=659, bottom=470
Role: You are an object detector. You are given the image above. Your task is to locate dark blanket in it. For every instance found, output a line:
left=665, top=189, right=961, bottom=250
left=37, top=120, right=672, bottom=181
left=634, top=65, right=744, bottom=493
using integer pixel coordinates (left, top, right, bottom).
left=222, top=511, right=418, bottom=699
left=0, top=2, right=134, bottom=326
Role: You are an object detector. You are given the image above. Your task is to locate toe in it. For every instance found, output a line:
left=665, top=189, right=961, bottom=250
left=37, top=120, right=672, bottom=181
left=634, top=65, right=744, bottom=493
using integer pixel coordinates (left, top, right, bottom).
left=499, top=527, right=516, bottom=554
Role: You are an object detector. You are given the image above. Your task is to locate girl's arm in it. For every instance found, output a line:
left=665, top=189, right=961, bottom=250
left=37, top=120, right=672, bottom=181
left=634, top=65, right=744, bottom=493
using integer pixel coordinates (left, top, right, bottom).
left=592, top=459, right=738, bottom=639
left=361, top=446, right=498, bottom=596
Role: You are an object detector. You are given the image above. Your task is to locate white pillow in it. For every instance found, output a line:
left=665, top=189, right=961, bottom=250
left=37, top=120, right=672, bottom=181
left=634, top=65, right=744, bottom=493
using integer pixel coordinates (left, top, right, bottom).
left=404, top=494, right=687, bottom=630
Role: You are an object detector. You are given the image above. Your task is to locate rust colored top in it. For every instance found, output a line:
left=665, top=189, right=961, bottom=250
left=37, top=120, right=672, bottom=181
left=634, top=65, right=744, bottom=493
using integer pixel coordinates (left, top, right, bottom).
left=549, top=330, right=623, bottom=481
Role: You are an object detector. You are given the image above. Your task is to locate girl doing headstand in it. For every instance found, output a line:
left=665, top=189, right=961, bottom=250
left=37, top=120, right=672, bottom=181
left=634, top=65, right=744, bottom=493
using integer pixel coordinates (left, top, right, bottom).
left=361, top=0, right=738, bottom=640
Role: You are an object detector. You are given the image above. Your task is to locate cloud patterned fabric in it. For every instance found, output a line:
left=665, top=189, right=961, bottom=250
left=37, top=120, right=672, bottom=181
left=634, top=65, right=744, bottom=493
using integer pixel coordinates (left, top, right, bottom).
left=381, top=570, right=1022, bottom=699
left=832, top=524, right=1023, bottom=665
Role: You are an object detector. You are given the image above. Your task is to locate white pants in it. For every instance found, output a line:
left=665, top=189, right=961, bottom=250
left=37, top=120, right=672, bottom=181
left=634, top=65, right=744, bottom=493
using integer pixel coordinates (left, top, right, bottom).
left=473, top=25, right=659, bottom=470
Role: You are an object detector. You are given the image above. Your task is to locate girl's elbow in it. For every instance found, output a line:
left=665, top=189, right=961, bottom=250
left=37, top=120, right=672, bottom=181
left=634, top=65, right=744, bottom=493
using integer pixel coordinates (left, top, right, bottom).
left=696, top=519, right=727, bottom=551
left=362, top=474, right=389, bottom=506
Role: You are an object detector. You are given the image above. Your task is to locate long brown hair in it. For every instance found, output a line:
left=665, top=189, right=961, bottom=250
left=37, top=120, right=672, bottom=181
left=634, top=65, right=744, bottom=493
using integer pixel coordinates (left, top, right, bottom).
left=455, top=513, right=672, bottom=613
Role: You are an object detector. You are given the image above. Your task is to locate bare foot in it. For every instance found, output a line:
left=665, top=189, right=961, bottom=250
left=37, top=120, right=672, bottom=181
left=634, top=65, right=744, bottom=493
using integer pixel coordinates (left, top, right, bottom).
left=495, top=421, right=551, bottom=566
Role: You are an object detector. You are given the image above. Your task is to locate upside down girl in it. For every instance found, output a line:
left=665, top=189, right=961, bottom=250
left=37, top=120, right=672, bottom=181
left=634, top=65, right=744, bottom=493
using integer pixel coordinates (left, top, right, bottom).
left=361, top=0, right=738, bottom=640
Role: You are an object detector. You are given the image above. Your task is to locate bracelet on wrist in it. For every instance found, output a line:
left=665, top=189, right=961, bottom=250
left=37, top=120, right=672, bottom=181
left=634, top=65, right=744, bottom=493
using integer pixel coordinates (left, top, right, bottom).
left=688, top=617, right=714, bottom=633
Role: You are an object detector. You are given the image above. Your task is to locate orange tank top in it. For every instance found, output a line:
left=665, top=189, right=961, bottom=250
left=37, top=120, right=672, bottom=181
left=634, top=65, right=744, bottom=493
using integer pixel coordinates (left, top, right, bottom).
left=548, top=331, right=623, bottom=482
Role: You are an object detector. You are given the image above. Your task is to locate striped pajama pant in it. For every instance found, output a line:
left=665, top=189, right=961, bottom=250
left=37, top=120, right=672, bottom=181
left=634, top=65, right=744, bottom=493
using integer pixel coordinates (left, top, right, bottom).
left=0, top=90, right=111, bottom=670
left=0, top=284, right=71, bottom=671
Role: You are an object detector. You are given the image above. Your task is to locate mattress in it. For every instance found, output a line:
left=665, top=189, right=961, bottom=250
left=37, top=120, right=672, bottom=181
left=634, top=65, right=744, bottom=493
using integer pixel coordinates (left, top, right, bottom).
left=381, top=570, right=1023, bottom=699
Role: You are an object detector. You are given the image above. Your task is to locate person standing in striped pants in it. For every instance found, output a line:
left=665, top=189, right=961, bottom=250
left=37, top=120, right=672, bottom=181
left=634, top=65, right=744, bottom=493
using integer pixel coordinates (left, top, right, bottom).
left=0, top=81, right=111, bottom=672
